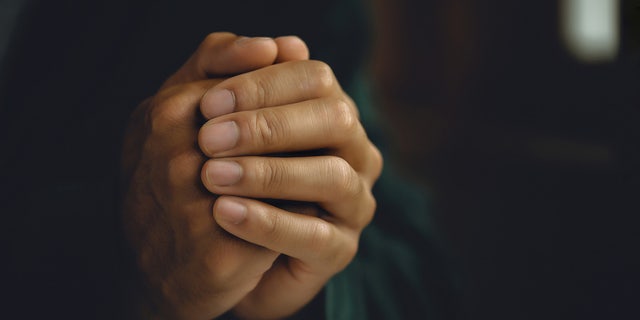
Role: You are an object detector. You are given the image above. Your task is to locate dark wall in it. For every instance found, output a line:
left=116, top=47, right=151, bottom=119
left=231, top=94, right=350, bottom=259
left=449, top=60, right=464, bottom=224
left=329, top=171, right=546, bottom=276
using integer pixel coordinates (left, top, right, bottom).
left=373, top=1, right=640, bottom=319
left=1, top=1, right=367, bottom=318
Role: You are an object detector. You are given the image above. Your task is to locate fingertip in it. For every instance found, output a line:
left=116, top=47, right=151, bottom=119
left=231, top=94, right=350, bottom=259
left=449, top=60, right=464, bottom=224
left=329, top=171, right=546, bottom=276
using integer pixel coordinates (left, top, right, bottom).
left=195, top=34, right=278, bottom=77
left=198, top=120, right=239, bottom=156
left=231, top=36, right=279, bottom=66
left=201, top=88, right=236, bottom=119
left=214, top=196, right=248, bottom=225
left=275, top=36, right=310, bottom=62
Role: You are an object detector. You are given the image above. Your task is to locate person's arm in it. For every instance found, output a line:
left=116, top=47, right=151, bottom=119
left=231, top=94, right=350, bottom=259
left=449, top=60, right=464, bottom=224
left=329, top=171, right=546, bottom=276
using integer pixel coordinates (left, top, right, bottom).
left=121, top=32, right=307, bottom=318
left=121, top=32, right=382, bottom=319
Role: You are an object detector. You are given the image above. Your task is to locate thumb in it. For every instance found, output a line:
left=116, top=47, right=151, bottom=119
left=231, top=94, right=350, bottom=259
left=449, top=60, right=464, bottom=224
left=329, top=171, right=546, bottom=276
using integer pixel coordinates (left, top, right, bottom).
left=275, top=36, right=310, bottom=63
left=161, top=32, right=278, bottom=90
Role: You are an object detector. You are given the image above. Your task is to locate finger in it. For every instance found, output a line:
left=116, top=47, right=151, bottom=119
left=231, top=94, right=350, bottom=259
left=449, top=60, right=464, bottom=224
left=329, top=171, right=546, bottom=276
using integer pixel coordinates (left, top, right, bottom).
left=200, top=60, right=339, bottom=119
left=161, top=32, right=278, bottom=90
left=201, top=156, right=376, bottom=230
left=212, top=196, right=358, bottom=267
left=169, top=197, right=279, bottom=281
left=199, top=97, right=357, bottom=156
left=231, top=256, right=328, bottom=320
left=203, top=210, right=281, bottom=284
left=198, top=98, right=383, bottom=184
left=274, top=36, right=309, bottom=63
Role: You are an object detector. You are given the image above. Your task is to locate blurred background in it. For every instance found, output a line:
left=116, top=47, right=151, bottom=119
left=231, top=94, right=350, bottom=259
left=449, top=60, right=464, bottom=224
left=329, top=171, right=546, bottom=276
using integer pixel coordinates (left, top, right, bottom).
left=371, top=0, right=639, bottom=319
left=1, top=0, right=638, bottom=319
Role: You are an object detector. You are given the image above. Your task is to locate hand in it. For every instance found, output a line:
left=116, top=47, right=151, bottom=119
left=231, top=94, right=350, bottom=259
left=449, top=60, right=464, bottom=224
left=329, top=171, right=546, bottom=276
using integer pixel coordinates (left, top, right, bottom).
left=198, top=60, right=383, bottom=318
left=121, top=32, right=309, bottom=319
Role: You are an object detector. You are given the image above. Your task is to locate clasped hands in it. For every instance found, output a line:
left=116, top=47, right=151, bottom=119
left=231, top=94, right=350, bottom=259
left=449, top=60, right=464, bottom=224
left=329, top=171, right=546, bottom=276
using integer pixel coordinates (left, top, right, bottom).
left=121, top=33, right=382, bottom=319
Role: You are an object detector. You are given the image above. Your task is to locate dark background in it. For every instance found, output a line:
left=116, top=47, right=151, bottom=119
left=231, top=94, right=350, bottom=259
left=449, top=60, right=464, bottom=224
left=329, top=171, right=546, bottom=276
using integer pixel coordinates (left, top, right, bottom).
left=372, top=1, right=640, bottom=319
left=1, top=0, right=368, bottom=318
left=2, top=0, right=639, bottom=319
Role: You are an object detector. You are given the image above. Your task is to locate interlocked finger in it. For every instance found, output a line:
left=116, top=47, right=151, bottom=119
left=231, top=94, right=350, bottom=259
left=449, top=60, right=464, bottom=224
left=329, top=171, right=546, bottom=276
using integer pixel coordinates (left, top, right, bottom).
left=202, top=156, right=376, bottom=230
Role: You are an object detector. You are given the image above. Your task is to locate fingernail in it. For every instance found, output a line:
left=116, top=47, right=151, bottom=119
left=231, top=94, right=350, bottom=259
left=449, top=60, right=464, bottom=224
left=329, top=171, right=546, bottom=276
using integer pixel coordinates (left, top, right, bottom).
left=277, top=35, right=303, bottom=42
left=206, top=160, right=243, bottom=186
left=235, top=36, right=272, bottom=46
left=200, top=121, right=239, bottom=155
left=201, top=89, right=235, bottom=119
left=216, top=198, right=247, bottom=224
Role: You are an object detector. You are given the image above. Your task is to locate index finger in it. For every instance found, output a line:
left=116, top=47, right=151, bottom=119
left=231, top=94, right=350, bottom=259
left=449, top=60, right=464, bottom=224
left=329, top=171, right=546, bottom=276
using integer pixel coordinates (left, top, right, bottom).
left=161, top=32, right=278, bottom=90
left=199, top=60, right=340, bottom=119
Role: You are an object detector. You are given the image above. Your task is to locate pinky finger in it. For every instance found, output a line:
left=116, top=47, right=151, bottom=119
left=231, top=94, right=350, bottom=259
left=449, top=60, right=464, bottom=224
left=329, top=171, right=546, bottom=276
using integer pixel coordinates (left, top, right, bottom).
left=213, top=196, right=357, bottom=269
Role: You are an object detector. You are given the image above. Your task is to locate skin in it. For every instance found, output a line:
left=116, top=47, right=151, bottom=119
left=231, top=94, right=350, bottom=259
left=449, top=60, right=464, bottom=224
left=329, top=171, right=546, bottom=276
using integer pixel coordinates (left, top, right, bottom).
left=121, top=32, right=382, bottom=319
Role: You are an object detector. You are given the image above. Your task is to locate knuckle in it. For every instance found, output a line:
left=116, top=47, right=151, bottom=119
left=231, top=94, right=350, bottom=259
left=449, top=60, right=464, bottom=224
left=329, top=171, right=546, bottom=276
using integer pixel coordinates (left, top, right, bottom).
left=239, top=74, right=272, bottom=108
left=327, top=97, right=360, bottom=137
left=262, top=207, right=285, bottom=240
left=251, top=108, right=289, bottom=148
left=307, top=222, right=334, bottom=256
left=202, top=32, right=231, bottom=48
left=326, top=157, right=360, bottom=199
left=197, top=33, right=229, bottom=73
left=358, top=190, right=377, bottom=228
left=149, top=101, right=174, bottom=134
left=202, top=33, right=218, bottom=47
left=204, top=252, right=233, bottom=284
left=256, top=158, right=287, bottom=192
left=166, top=151, right=202, bottom=192
left=306, top=60, right=336, bottom=93
left=255, top=77, right=271, bottom=107
left=343, top=180, right=375, bottom=230
left=322, top=233, right=357, bottom=270
left=148, top=86, right=197, bottom=134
